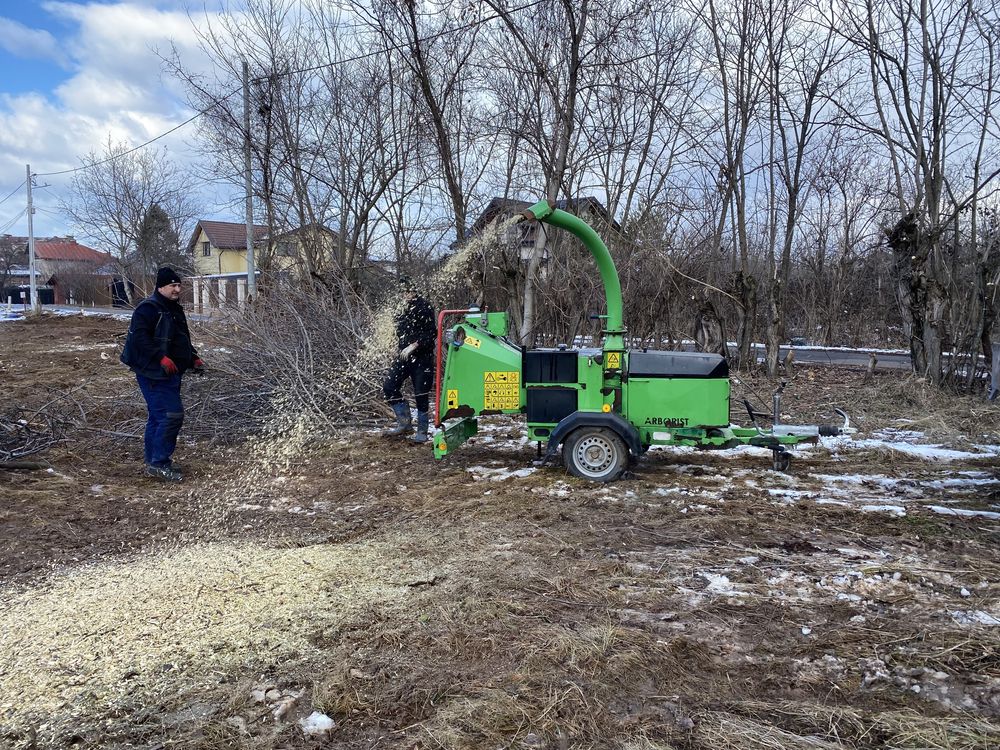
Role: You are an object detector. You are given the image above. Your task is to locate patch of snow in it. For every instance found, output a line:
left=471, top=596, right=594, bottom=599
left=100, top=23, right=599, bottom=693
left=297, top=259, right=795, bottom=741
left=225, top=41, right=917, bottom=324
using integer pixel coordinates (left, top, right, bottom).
left=860, top=504, right=907, bottom=516
left=466, top=465, right=537, bottom=482
left=835, top=547, right=890, bottom=559
left=815, top=498, right=852, bottom=508
left=928, top=506, right=1000, bottom=520
left=921, top=477, right=999, bottom=490
left=768, top=488, right=816, bottom=499
left=824, top=436, right=1000, bottom=461
left=949, top=610, right=1000, bottom=627
left=700, top=572, right=747, bottom=597
left=299, top=711, right=335, bottom=737
left=871, top=428, right=926, bottom=442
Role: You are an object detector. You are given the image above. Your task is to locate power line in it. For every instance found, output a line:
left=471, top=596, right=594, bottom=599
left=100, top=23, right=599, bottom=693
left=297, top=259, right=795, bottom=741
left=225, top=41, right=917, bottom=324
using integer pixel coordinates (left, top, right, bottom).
left=35, top=95, right=240, bottom=178
left=31, top=0, right=547, bottom=179
left=0, top=207, right=27, bottom=234
left=0, top=179, right=27, bottom=208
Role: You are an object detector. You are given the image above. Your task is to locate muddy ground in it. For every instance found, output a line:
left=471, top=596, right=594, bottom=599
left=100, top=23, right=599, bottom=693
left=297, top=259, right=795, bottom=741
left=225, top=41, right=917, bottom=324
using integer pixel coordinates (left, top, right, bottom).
left=1, top=314, right=999, bottom=750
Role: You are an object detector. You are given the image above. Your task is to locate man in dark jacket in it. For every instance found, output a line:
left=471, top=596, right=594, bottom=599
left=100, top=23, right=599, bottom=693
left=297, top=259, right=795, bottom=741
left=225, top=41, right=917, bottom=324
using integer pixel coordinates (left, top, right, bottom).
left=120, top=267, right=204, bottom=481
left=382, top=275, right=436, bottom=443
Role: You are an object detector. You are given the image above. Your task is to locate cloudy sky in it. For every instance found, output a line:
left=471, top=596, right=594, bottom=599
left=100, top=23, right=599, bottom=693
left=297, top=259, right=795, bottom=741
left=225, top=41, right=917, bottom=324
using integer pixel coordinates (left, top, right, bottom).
left=0, top=1, right=226, bottom=241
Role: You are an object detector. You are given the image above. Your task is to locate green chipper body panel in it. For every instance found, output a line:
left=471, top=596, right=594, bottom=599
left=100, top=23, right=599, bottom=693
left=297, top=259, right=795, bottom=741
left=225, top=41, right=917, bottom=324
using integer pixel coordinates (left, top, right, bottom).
left=432, top=200, right=853, bottom=480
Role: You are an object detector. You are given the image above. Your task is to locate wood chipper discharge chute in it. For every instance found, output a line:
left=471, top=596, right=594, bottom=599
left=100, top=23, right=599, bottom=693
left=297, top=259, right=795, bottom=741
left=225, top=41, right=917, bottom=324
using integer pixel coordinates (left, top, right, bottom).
left=432, top=200, right=854, bottom=482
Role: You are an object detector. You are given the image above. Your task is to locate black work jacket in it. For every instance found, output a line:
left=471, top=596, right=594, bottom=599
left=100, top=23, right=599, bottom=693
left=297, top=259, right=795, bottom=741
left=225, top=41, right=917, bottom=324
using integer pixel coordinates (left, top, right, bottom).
left=120, top=292, right=198, bottom=379
left=396, top=295, right=436, bottom=359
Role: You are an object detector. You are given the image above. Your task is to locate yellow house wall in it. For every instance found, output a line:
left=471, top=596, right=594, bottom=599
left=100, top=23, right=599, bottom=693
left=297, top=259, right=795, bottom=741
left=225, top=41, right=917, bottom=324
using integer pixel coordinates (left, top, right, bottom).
left=192, top=227, right=249, bottom=275
left=218, top=251, right=248, bottom=274
left=192, top=225, right=339, bottom=277
left=192, top=229, right=221, bottom=276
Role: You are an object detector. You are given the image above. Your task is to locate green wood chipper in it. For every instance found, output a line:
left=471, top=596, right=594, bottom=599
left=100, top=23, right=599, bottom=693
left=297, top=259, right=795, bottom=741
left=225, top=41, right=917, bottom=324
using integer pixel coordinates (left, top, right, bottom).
left=430, top=199, right=853, bottom=481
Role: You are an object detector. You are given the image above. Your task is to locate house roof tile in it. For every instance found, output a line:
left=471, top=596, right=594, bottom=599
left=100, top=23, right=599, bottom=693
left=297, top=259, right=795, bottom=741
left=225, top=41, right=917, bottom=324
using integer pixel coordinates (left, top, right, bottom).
left=190, top=220, right=269, bottom=251
left=34, top=239, right=111, bottom=263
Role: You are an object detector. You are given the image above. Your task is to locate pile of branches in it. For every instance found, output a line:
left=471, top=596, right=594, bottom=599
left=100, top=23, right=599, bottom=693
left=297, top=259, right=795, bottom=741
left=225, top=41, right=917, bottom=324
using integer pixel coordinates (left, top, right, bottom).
left=0, top=407, right=65, bottom=463
left=186, top=273, right=388, bottom=441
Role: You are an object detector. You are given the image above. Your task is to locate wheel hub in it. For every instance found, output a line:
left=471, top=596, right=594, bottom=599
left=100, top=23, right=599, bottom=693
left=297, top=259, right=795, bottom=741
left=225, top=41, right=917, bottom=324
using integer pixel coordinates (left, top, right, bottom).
left=575, top=435, right=615, bottom=476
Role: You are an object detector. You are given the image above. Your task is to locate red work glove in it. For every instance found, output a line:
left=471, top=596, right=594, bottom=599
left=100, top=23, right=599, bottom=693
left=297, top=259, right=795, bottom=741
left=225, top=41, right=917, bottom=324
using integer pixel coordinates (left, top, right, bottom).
left=160, top=356, right=178, bottom=376
left=192, top=358, right=205, bottom=374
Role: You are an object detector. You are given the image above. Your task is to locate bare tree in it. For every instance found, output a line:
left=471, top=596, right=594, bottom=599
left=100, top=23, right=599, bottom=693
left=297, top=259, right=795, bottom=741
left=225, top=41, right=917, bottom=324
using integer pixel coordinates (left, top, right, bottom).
left=841, top=0, right=1000, bottom=383
left=60, top=137, right=197, bottom=297
left=484, top=0, right=657, bottom=344
left=762, top=1, right=846, bottom=375
left=694, top=0, right=770, bottom=367
left=357, top=0, right=494, bottom=246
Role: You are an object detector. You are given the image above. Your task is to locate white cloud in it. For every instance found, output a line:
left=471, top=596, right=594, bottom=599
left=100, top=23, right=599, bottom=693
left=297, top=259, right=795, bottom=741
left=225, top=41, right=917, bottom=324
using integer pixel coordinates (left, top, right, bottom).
left=45, top=1, right=212, bottom=118
left=0, top=2, right=233, bottom=237
left=0, top=17, right=70, bottom=68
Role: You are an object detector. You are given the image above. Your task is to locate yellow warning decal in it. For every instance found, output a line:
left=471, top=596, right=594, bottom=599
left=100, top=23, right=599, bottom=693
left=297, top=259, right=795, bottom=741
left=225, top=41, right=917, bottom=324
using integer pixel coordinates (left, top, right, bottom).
left=484, top=371, right=520, bottom=384
left=606, top=351, right=622, bottom=369
left=466, top=335, right=482, bottom=348
left=446, top=389, right=459, bottom=409
left=483, top=371, right=521, bottom=410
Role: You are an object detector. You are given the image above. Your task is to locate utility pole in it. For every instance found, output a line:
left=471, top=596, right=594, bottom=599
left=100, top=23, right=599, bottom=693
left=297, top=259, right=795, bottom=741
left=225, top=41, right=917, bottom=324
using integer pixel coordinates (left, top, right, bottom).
left=243, top=59, right=256, bottom=300
left=25, top=164, right=39, bottom=314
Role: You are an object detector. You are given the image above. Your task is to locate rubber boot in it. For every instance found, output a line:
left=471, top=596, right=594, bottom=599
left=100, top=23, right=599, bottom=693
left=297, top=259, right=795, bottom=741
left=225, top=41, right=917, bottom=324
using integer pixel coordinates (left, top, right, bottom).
left=382, top=402, right=412, bottom=437
left=410, top=411, right=430, bottom=443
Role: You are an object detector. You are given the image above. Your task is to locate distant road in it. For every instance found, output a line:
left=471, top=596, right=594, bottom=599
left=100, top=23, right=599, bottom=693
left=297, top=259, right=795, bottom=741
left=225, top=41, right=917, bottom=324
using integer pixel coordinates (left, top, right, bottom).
left=753, top=344, right=912, bottom=371
left=672, top=341, right=913, bottom=370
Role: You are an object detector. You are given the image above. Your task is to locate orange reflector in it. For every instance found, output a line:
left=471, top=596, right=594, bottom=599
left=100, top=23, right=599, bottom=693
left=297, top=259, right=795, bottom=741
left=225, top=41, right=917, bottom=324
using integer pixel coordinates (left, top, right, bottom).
left=438, top=443, right=447, bottom=451
left=602, top=404, right=611, bottom=413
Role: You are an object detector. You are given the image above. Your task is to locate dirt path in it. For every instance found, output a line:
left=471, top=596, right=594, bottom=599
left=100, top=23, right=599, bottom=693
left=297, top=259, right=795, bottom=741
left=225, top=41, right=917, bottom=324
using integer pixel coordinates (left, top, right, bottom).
left=1, top=316, right=998, bottom=749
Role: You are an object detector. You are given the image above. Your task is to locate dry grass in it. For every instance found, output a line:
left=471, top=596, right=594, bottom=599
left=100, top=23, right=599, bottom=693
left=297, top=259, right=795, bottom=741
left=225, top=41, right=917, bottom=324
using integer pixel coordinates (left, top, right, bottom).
left=731, top=367, right=1000, bottom=444
left=720, top=700, right=1000, bottom=750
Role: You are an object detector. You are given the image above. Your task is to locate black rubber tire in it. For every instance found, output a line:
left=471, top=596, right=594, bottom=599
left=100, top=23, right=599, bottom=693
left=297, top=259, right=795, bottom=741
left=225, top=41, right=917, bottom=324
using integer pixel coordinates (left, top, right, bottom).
left=563, top=427, right=628, bottom=482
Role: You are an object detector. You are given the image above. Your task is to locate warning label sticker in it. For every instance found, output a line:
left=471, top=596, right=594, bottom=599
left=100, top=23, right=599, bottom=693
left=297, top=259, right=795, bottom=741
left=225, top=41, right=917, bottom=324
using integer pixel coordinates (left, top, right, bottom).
left=465, top=335, right=482, bottom=349
left=446, top=389, right=459, bottom=409
left=483, top=371, right=520, bottom=410
left=605, top=351, right=622, bottom=369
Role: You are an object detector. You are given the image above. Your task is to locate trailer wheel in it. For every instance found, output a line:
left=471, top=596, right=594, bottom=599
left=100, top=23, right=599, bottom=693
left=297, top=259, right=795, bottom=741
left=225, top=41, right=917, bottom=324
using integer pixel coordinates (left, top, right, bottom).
left=772, top=449, right=791, bottom=472
left=563, top=427, right=628, bottom=482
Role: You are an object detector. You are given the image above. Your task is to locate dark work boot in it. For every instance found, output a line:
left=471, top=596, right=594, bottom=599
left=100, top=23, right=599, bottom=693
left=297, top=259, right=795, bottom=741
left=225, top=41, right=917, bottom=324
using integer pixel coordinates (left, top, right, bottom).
left=381, top=402, right=413, bottom=437
left=145, top=464, right=183, bottom=482
left=410, top=411, right=430, bottom=443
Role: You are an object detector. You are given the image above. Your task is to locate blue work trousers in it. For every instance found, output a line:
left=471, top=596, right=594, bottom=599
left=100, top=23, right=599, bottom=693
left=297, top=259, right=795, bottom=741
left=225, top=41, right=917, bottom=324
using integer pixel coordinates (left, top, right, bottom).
left=136, top=374, right=184, bottom=467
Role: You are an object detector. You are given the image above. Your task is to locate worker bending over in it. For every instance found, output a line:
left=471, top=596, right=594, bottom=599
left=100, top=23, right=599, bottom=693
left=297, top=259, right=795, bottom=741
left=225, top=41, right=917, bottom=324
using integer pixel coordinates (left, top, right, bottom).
left=382, top=275, right=436, bottom=443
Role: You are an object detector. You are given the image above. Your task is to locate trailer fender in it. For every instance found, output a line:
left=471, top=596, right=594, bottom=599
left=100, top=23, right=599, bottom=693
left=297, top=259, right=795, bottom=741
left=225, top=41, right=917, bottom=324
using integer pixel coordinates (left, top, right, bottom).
left=545, top=411, right=642, bottom=460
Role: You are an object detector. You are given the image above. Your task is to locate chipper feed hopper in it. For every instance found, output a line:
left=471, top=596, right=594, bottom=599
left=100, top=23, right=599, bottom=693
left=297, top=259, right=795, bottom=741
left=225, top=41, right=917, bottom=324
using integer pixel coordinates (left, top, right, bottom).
left=431, top=200, right=852, bottom=482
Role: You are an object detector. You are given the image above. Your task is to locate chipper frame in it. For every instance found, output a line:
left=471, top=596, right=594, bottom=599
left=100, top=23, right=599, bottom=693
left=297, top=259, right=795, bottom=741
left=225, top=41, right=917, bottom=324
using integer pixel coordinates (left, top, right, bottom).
left=431, top=200, right=853, bottom=482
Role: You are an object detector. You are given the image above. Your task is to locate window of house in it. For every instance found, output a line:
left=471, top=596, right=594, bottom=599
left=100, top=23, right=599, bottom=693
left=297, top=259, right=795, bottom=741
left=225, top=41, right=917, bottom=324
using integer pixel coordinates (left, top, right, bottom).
left=202, top=241, right=211, bottom=257
left=277, top=241, right=295, bottom=257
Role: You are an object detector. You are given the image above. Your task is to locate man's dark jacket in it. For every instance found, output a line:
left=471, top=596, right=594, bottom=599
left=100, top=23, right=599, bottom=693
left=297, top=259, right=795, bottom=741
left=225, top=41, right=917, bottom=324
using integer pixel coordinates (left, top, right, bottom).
left=396, top=295, right=436, bottom=359
left=120, top=291, right=198, bottom=379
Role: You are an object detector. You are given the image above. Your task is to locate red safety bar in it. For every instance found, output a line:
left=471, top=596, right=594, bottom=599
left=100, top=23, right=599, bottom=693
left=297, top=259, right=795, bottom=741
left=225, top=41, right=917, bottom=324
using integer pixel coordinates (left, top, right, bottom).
left=433, top=308, right=478, bottom=428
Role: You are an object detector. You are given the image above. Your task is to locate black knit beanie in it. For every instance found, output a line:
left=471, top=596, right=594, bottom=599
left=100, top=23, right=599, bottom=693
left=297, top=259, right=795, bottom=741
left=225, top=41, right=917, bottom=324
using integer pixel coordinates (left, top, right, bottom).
left=156, top=267, right=182, bottom=288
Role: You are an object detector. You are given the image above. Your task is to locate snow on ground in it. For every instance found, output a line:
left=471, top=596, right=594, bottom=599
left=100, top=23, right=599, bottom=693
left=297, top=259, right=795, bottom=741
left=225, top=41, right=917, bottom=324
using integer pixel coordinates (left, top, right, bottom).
left=0, top=307, right=131, bottom=323
left=466, top=465, right=538, bottom=481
